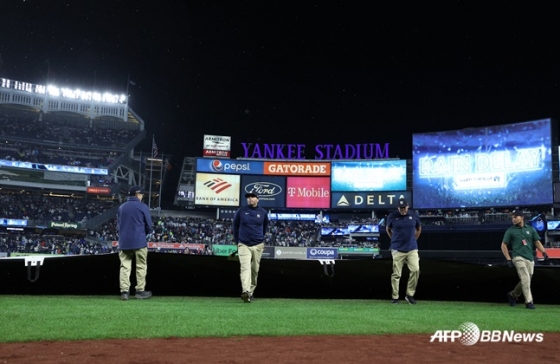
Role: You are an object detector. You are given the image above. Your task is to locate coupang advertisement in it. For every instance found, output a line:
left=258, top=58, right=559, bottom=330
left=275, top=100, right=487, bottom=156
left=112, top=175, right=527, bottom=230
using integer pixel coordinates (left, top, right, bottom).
left=412, top=119, right=554, bottom=209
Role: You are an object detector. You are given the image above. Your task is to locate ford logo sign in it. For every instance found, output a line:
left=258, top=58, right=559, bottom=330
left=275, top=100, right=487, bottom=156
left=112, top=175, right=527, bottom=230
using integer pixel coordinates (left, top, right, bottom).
left=245, top=182, right=282, bottom=197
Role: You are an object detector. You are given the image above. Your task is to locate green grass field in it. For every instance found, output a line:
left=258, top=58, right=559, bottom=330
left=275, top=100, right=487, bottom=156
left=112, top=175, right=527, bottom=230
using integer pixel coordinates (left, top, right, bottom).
left=1, top=295, right=558, bottom=343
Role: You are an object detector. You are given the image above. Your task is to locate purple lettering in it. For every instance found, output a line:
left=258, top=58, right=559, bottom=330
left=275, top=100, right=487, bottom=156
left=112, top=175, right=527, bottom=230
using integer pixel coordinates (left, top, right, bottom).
left=332, top=145, right=343, bottom=159
left=287, top=144, right=296, bottom=159
left=345, top=144, right=356, bottom=159
left=314, top=145, right=325, bottom=159
left=264, top=144, right=275, bottom=159
left=362, top=144, right=374, bottom=159
left=376, top=143, right=389, bottom=158
left=275, top=144, right=286, bottom=159
left=250, top=143, right=263, bottom=158
left=240, top=142, right=391, bottom=159
left=241, top=143, right=252, bottom=158
left=297, top=144, right=306, bottom=159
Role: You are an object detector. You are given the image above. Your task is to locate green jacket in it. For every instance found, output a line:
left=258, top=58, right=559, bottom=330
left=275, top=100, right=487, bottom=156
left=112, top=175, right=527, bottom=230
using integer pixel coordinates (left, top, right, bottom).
left=502, top=224, right=540, bottom=261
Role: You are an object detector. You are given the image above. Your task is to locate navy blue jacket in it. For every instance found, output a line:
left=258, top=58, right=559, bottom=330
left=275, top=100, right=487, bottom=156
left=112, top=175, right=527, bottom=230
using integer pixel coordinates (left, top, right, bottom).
left=386, top=210, right=421, bottom=252
left=233, top=205, right=269, bottom=246
left=117, top=197, right=153, bottom=250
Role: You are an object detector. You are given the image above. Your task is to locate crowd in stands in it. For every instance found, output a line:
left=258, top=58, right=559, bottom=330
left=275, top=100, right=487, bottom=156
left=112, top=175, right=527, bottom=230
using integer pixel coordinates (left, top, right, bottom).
left=0, top=233, right=114, bottom=255
left=0, top=193, right=117, bottom=223
left=2, top=195, right=559, bottom=256
left=0, top=115, right=138, bottom=148
left=0, top=141, right=121, bottom=169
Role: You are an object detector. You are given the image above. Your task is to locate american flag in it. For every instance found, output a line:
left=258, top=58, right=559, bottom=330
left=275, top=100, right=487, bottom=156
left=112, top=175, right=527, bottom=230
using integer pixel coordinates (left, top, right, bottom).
left=152, top=136, right=158, bottom=158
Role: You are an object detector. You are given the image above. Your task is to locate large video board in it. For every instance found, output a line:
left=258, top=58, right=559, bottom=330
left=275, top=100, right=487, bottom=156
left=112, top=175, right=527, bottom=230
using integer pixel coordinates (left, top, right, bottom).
left=412, top=119, right=554, bottom=209
left=331, top=160, right=406, bottom=191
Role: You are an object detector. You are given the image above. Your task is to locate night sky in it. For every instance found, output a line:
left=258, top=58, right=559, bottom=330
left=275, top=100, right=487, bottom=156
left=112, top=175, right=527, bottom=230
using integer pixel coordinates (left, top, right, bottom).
left=1, top=1, right=560, bottom=166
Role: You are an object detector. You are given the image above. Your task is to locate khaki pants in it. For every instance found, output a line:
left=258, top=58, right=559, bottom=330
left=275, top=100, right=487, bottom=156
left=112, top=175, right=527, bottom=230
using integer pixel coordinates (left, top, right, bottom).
left=238, top=243, right=264, bottom=295
left=511, top=256, right=535, bottom=304
left=119, top=247, right=148, bottom=293
left=391, top=250, right=420, bottom=299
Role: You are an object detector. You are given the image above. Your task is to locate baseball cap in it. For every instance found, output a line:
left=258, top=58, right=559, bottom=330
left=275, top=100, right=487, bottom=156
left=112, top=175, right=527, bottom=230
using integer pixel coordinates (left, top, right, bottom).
left=397, top=198, right=409, bottom=208
left=245, top=192, right=259, bottom=198
left=511, top=209, right=524, bottom=217
left=128, top=186, right=146, bottom=196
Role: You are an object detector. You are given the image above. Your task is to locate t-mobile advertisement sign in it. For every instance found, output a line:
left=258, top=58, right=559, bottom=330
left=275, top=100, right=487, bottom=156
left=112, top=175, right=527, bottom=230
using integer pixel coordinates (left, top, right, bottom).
left=286, top=177, right=331, bottom=208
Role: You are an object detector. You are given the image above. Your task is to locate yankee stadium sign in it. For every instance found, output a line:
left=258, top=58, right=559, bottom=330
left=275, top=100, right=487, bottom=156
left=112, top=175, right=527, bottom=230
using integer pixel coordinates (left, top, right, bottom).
left=241, top=142, right=390, bottom=160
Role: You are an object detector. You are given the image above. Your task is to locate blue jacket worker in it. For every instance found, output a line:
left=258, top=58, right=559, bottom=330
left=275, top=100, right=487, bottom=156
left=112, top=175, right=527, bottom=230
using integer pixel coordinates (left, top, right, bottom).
left=386, top=198, right=422, bottom=305
left=233, top=192, right=269, bottom=303
left=117, top=185, right=154, bottom=300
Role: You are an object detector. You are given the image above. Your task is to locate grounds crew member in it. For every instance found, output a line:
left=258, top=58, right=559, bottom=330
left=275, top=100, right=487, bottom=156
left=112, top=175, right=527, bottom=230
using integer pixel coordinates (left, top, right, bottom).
left=233, top=192, right=269, bottom=303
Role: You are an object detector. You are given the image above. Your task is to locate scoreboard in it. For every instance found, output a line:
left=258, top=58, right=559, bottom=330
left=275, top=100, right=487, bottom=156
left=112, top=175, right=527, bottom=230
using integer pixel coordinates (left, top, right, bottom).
left=194, top=158, right=409, bottom=209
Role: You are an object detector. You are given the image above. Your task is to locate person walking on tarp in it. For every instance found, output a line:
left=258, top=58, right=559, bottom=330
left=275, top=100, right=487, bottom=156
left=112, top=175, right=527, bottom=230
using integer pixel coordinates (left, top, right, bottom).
left=233, top=192, right=269, bottom=303
left=117, top=186, right=154, bottom=300
left=502, top=210, right=549, bottom=309
left=386, top=198, right=422, bottom=305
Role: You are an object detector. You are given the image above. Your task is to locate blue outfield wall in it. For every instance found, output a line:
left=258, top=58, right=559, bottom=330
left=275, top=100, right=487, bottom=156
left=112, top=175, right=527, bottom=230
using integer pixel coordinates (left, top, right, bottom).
left=1, top=253, right=559, bottom=304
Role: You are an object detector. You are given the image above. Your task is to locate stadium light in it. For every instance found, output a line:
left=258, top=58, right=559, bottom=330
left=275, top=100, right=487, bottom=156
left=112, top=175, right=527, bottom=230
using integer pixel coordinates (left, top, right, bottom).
left=1, top=77, right=127, bottom=104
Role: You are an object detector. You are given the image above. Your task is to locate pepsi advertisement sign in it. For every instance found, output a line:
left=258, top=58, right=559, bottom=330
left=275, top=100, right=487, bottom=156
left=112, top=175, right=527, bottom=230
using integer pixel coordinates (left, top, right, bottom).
left=306, top=248, right=338, bottom=260
left=241, top=175, right=286, bottom=208
left=196, top=158, right=264, bottom=175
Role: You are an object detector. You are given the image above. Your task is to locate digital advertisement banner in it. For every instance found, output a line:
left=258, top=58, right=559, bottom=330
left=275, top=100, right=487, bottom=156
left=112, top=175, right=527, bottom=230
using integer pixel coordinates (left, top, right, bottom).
left=241, top=175, right=286, bottom=208
left=338, top=247, right=380, bottom=256
left=202, top=134, right=231, bottom=157
left=86, top=186, right=111, bottom=195
left=286, top=177, right=331, bottom=208
left=1, top=218, right=28, bottom=227
left=195, top=173, right=240, bottom=206
left=412, top=119, right=554, bottom=209
left=331, top=160, right=406, bottom=191
left=211, top=244, right=238, bottom=256
left=49, top=221, right=80, bottom=229
left=262, top=246, right=276, bottom=259
left=147, top=243, right=206, bottom=253
left=268, top=213, right=317, bottom=221
left=274, top=247, right=308, bottom=259
left=306, top=247, right=338, bottom=259
left=0, top=159, right=108, bottom=175
left=330, top=191, right=411, bottom=209
left=347, top=224, right=379, bottom=233
left=196, top=158, right=264, bottom=175
left=263, top=161, right=331, bottom=176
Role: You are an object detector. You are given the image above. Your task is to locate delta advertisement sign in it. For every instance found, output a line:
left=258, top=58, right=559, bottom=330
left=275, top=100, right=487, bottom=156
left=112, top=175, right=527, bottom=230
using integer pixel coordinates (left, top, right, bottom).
left=331, top=191, right=411, bottom=209
left=195, top=173, right=240, bottom=207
